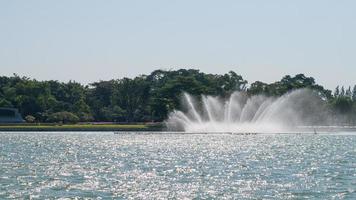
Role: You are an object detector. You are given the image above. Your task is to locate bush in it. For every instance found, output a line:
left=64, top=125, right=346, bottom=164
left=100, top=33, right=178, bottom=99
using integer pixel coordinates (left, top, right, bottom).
left=78, top=112, right=94, bottom=122
left=25, top=115, right=36, bottom=123
left=47, top=111, right=79, bottom=124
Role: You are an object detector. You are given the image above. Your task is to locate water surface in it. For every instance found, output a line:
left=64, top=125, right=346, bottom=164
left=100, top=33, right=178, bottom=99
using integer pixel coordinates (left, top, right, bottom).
left=0, top=132, right=355, bottom=199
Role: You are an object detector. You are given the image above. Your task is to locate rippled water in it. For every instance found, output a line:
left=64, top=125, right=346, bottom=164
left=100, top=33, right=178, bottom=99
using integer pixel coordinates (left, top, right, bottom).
left=0, top=132, right=355, bottom=199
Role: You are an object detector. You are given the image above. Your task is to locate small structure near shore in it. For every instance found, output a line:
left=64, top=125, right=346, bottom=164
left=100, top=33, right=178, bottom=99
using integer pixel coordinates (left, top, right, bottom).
left=0, top=107, right=24, bottom=123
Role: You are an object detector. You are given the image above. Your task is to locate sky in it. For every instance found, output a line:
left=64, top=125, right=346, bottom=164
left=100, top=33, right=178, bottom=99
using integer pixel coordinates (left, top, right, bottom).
left=1, top=0, right=355, bottom=90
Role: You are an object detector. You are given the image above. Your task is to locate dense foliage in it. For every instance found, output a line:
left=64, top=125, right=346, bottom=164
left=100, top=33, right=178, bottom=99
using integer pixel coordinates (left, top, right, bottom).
left=0, top=69, right=355, bottom=124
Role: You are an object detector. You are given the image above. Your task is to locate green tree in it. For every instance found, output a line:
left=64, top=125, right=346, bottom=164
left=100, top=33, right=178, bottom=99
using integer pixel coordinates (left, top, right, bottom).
left=87, top=80, right=116, bottom=121
left=352, top=85, right=356, bottom=101
left=248, top=81, right=270, bottom=95
left=334, top=86, right=340, bottom=97
left=340, top=86, right=345, bottom=96
left=346, top=86, right=352, bottom=97
left=47, top=111, right=79, bottom=123
left=114, top=77, right=151, bottom=122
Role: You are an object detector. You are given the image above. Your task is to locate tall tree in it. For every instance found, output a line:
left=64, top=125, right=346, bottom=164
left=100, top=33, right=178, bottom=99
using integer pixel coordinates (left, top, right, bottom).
left=352, top=85, right=356, bottom=101
left=346, top=86, right=352, bottom=98
left=334, top=86, right=340, bottom=97
left=340, top=86, right=345, bottom=96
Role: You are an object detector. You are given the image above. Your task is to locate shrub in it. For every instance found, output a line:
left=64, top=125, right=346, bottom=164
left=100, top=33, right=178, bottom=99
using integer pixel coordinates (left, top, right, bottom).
left=25, top=115, right=36, bottom=123
left=47, top=111, right=79, bottom=124
left=78, top=112, right=94, bottom=122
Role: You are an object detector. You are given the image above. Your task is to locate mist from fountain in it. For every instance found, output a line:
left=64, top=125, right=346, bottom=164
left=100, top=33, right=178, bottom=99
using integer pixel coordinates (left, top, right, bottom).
left=166, top=89, right=328, bottom=133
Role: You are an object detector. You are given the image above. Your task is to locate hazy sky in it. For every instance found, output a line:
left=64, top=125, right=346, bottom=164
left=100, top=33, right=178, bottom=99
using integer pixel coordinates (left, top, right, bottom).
left=1, top=0, right=355, bottom=90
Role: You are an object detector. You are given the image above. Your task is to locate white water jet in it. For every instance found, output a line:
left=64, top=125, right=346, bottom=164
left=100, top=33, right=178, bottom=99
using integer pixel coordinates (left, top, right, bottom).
left=166, top=89, right=328, bottom=133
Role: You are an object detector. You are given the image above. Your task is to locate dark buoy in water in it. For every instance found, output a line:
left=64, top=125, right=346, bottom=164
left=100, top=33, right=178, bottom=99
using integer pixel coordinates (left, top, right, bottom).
left=313, top=128, right=317, bottom=135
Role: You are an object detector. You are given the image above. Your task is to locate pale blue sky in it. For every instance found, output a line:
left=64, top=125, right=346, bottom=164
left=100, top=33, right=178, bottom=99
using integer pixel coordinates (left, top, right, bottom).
left=1, top=0, right=355, bottom=90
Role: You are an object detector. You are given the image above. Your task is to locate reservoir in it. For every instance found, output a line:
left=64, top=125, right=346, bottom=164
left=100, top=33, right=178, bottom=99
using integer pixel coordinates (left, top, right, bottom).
left=0, top=132, right=355, bottom=199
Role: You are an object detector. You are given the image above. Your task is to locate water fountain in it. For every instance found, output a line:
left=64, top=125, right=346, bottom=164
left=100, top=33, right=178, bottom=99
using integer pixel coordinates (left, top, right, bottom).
left=166, top=89, right=328, bottom=133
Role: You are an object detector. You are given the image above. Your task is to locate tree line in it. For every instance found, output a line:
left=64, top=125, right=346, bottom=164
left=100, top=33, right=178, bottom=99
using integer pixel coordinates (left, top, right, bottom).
left=0, top=69, right=355, bottom=124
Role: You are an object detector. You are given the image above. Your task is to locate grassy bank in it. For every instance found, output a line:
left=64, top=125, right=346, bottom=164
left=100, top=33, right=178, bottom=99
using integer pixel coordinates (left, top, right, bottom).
left=0, top=123, right=164, bottom=132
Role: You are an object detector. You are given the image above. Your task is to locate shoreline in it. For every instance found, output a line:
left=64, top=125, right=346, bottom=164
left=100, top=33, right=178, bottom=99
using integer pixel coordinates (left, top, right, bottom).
left=0, top=123, right=164, bottom=132
left=1, top=124, right=356, bottom=133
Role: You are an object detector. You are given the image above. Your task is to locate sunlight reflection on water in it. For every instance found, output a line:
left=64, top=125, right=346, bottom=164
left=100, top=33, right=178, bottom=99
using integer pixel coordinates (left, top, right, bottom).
left=0, top=132, right=355, bottom=199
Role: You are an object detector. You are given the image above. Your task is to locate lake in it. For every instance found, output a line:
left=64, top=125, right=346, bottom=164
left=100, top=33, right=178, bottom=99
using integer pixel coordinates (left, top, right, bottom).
left=0, top=132, right=355, bottom=199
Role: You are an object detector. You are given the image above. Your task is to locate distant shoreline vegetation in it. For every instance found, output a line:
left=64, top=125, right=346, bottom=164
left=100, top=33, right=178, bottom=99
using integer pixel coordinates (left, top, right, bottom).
left=0, top=123, right=163, bottom=132
left=0, top=69, right=355, bottom=125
